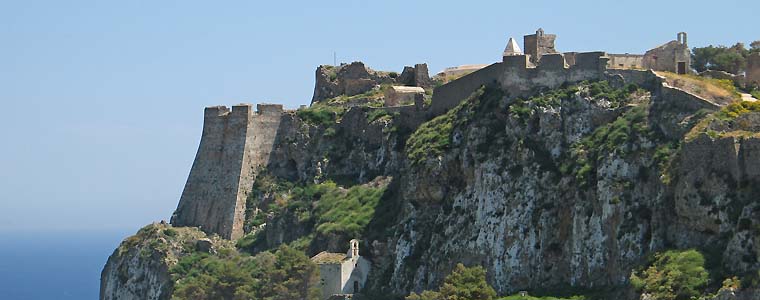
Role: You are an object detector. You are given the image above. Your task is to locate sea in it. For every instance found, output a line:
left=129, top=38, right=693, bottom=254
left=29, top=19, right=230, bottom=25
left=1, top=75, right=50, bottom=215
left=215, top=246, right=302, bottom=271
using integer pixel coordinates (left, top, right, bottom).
left=0, top=230, right=132, bottom=300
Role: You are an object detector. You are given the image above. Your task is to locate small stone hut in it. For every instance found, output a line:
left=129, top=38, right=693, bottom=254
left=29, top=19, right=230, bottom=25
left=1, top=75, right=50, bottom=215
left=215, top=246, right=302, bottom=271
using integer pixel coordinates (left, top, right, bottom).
left=311, top=239, right=370, bottom=300
left=384, top=86, right=425, bottom=107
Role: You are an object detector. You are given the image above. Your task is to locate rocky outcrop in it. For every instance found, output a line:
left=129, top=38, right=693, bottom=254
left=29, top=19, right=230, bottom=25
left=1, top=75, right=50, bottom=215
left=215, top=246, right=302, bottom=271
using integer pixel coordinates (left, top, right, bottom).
left=100, top=224, right=229, bottom=300
left=311, top=62, right=395, bottom=104
left=311, top=62, right=431, bottom=104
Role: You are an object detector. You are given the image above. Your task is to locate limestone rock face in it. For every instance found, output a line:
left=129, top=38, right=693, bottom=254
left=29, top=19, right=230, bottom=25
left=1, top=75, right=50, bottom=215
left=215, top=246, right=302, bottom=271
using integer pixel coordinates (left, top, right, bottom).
left=100, top=224, right=228, bottom=300
left=359, top=90, right=760, bottom=297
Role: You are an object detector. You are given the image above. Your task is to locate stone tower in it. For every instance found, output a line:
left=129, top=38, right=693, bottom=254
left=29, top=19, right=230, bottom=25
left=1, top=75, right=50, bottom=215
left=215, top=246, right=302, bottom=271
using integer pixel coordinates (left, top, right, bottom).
left=523, top=28, right=558, bottom=63
left=171, top=103, right=283, bottom=240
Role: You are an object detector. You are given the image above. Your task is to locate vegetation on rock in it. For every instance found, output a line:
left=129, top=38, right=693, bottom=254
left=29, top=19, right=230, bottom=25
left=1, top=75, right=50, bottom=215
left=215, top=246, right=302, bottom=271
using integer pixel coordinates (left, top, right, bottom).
left=406, top=263, right=497, bottom=300
left=171, top=244, right=320, bottom=300
left=406, top=85, right=504, bottom=166
left=239, top=176, right=388, bottom=253
left=630, top=249, right=709, bottom=300
left=566, top=103, right=652, bottom=186
left=296, top=103, right=346, bottom=127
left=657, top=71, right=741, bottom=104
left=751, top=89, right=760, bottom=100
left=686, top=100, right=760, bottom=141
left=499, top=295, right=585, bottom=300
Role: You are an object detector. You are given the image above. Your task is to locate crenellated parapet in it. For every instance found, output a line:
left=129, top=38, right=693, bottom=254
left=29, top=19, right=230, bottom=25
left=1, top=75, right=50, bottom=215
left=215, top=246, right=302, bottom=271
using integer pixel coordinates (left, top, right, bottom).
left=431, top=51, right=609, bottom=116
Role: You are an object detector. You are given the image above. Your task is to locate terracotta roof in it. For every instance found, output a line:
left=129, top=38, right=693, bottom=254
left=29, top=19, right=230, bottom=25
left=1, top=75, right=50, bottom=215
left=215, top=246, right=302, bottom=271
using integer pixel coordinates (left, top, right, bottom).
left=311, top=251, right=347, bottom=264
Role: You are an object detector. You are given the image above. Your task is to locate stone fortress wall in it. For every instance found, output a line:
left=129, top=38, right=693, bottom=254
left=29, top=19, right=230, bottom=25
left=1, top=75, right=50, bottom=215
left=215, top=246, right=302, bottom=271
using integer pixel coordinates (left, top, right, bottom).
left=171, top=104, right=283, bottom=239
left=173, top=28, right=718, bottom=240
left=431, top=51, right=609, bottom=116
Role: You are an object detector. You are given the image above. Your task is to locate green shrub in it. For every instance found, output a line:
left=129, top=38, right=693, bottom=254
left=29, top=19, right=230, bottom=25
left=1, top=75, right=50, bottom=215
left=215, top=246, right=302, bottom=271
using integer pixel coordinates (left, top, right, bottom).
left=313, top=181, right=387, bottom=237
left=568, top=104, right=651, bottom=187
left=407, top=263, right=497, bottom=300
left=296, top=104, right=345, bottom=127
left=163, top=228, right=177, bottom=237
left=499, top=294, right=585, bottom=300
left=751, top=90, right=760, bottom=100
left=714, top=100, right=760, bottom=121
left=406, top=86, right=499, bottom=165
left=630, top=249, right=709, bottom=300
left=242, top=177, right=388, bottom=252
left=508, top=81, right=636, bottom=124
left=367, top=109, right=393, bottom=123
left=171, top=245, right=320, bottom=300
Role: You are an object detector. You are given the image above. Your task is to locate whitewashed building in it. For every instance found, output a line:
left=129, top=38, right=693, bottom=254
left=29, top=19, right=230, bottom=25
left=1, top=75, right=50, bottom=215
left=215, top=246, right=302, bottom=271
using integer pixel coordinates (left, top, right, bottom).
left=311, top=239, right=371, bottom=299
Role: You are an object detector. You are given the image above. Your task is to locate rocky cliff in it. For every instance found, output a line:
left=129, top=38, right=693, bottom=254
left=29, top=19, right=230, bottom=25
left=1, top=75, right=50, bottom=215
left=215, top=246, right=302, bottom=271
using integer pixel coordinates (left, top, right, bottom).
left=100, top=224, right=231, bottom=300
left=102, top=64, right=760, bottom=299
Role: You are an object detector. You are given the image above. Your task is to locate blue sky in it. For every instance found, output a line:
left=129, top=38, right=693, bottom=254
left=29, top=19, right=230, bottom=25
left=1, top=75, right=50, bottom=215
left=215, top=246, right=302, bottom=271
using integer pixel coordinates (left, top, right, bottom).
left=1, top=0, right=758, bottom=232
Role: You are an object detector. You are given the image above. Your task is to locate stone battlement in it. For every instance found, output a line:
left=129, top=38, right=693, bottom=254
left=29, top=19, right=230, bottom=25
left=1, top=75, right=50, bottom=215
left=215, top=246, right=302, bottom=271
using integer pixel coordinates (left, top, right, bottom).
left=172, top=103, right=284, bottom=240
left=431, top=51, right=608, bottom=116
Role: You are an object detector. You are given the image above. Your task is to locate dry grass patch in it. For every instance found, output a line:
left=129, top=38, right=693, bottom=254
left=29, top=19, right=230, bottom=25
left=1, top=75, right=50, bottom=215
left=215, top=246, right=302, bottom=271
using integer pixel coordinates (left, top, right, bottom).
left=657, top=71, right=741, bottom=105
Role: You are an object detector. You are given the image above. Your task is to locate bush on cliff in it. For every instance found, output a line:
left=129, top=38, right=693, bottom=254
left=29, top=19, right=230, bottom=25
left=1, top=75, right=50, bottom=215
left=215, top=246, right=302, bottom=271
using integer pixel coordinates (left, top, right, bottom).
left=751, top=89, right=760, bottom=100
left=714, top=100, right=760, bottom=121
left=296, top=103, right=345, bottom=127
left=630, top=249, right=709, bottom=300
left=509, top=81, right=638, bottom=123
left=171, top=244, right=320, bottom=300
left=239, top=176, right=389, bottom=253
left=685, top=100, right=760, bottom=141
left=406, top=85, right=503, bottom=166
left=406, top=263, right=497, bottom=300
left=499, top=295, right=585, bottom=300
left=565, top=103, right=652, bottom=187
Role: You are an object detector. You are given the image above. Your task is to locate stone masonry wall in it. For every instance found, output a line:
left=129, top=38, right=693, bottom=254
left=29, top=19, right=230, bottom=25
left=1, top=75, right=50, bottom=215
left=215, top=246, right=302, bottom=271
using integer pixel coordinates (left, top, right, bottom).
left=172, top=104, right=283, bottom=239
left=430, top=52, right=608, bottom=117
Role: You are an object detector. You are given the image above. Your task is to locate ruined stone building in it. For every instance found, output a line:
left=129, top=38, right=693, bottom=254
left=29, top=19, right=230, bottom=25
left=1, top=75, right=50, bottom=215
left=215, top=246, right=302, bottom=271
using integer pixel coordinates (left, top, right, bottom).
left=311, top=240, right=371, bottom=300
left=523, top=28, right=558, bottom=64
left=608, top=32, right=691, bottom=74
left=384, top=86, right=425, bottom=107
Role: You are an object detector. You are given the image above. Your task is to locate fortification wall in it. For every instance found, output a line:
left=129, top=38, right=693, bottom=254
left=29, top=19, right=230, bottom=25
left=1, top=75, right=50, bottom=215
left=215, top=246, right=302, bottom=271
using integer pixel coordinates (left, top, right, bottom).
left=430, top=63, right=504, bottom=116
left=608, top=54, right=644, bottom=69
left=172, top=104, right=283, bottom=239
left=430, top=52, right=608, bottom=117
left=605, top=69, right=660, bottom=91
left=500, top=52, right=608, bottom=96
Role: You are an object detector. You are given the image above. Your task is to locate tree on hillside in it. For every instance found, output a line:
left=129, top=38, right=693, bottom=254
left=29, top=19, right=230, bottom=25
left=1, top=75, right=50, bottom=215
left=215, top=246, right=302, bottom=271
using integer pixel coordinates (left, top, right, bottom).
left=691, top=42, right=758, bottom=74
left=406, top=263, right=497, bottom=300
left=630, top=249, right=709, bottom=300
left=751, top=41, right=760, bottom=53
